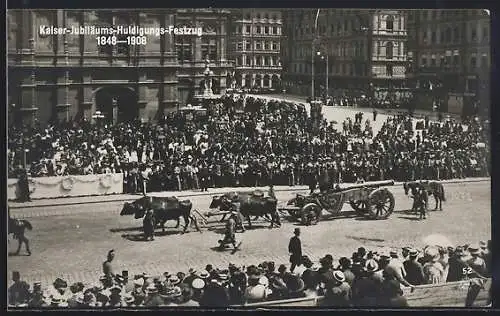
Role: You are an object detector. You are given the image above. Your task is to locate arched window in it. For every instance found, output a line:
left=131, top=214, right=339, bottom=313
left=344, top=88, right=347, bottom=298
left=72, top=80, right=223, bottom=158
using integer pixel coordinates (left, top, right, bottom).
left=264, top=13, right=269, bottom=19
left=386, top=42, right=394, bottom=59
left=386, top=15, right=394, bottom=31
left=257, top=13, right=261, bottom=19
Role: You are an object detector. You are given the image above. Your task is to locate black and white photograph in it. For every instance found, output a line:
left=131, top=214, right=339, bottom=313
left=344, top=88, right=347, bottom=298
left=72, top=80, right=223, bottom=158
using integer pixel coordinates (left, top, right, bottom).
left=6, top=8, right=492, bottom=309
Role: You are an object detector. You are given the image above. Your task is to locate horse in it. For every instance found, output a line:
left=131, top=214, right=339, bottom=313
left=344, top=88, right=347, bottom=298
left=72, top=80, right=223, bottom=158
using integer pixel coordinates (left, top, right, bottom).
left=8, top=215, right=33, bottom=256
left=403, top=181, right=446, bottom=211
left=209, top=191, right=281, bottom=230
left=404, top=183, right=429, bottom=219
left=120, top=196, right=200, bottom=234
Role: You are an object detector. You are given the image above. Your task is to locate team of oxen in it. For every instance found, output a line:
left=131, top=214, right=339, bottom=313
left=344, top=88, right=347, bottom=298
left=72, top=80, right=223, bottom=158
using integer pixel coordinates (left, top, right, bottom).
left=119, top=180, right=446, bottom=238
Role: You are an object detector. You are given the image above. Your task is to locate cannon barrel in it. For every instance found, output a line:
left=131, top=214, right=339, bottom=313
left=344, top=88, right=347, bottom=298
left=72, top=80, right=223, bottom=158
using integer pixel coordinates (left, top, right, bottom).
left=337, top=180, right=395, bottom=191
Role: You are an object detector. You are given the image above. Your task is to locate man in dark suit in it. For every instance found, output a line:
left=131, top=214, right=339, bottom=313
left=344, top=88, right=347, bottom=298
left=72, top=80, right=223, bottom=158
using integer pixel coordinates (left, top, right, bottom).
left=288, top=228, right=302, bottom=273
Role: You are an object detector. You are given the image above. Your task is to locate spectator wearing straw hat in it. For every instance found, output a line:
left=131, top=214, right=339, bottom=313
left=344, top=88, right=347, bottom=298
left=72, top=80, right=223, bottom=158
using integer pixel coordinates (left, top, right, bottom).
left=191, top=278, right=205, bottom=302
left=244, top=273, right=268, bottom=304
left=177, top=284, right=200, bottom=307
left=423, top=247, right=445, bottom=284
left=385, top=250, right=412, bottom=287
left=338, top=257, right=356, bottom=286
left=466, top=244, right=487, bottom=278
left=351, top=259, right=383, bottom=307
left=322, top=270, right=352, bottom=307
left=403, top=249, right=425, bottom=286
left=159, top=286, right=182, bottom=306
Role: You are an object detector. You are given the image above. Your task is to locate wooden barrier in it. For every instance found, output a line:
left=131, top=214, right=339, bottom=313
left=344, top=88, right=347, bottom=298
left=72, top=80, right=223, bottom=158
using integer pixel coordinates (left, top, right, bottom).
left=233, top=278, right=491, bottom=308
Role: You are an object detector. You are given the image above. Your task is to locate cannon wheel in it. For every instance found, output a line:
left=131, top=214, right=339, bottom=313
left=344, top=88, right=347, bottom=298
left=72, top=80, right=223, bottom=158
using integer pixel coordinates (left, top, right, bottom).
left=300, top=203, right=322, bottom=225
left=349, top=200, right=370, bottom=215
left=287, top=208, right=302, bottom=220
left=366, top=188, right=395, bottom=219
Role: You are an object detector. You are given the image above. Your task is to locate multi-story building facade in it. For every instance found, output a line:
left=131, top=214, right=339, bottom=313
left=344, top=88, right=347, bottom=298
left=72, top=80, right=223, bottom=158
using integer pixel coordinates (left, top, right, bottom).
left=7, top=9, right=233, bottom=127
left=228, top=9, right=283, bottom=90
left=406, top=9, right=490, bottom=114
left=282, top=9, right=409, bottom=101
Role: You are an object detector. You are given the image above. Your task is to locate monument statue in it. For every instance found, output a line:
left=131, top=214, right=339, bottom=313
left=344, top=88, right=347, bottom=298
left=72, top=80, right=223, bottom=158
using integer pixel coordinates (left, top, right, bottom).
left=203, top=55, right=214, bottom=95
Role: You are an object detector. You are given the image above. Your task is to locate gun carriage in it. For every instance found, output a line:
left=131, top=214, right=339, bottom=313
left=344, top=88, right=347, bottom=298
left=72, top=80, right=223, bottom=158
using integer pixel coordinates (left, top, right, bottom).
left=284, top=180, right=395, bottom=225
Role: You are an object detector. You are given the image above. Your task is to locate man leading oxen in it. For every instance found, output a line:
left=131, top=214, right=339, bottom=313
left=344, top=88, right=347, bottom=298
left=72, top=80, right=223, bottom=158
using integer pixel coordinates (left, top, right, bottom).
left=121, top=196, right=201, bottom=237
left=404, top=180, right=446, bottom=211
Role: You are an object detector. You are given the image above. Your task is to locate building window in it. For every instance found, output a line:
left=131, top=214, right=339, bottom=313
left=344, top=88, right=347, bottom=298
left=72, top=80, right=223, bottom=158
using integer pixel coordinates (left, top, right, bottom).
left=246, top=56, right=251, bottom=66
left=264, top=26, right=269, bottom=34
left=341, top=63, right=346, bottom=74
left=471, top=27, right=477, bottom=41
left=440, top=30, right=445, bottom=44
left=422, top=31, right=428, bottom=43
left=257, top=26, right=261, bottom=34
left=272, top=42, right=277, bottom=50
left=264, top=41, right=270, bottom=50
left=453, top=55, right=459, bottom=66
left=445, top=27, right=451, bottom=43
left=453, top=27, right=459, bottom=42
left=421, top=57, right=427, bottom=66
left=264, top=13, right=269, bottom=19
left=237, top=56, right=242, bottom=66
left=245, top=13, right=251, bottom=20
left=445, top=55, right=452, bottom=66
left=116, top=35, right=129, bottom=55
left=440, top=56, right=445, bottom=67
left=337, top=22, right=342, bottom=34
left=431, top=57, right=436, bottom=66
left=386, top=65, right=393, bottom=76
left=480, top=55, right=487, bottom=68
left=431, top=31, right=436, bottom=44
left=272, top=14, right=277, bottom=20
left=256, top=41, right=261, bottom=50
left=470, top=56, right=477, bottom=69
left=344, top=20, right=348, bottom=33
left=483, top=27, right=489, bottom=41
left=245, top=25, right=250, bottom=34
left=237, top=42, right=243, bottom=51
left=246, top=40, right=251, bottom=50
left=386, top=15, right=394, bottom=31
left=386, top=42, right=393, bottom=59
left=176, top=38, right=192, bottom=62
left=257, top=13, right=261, bottom=19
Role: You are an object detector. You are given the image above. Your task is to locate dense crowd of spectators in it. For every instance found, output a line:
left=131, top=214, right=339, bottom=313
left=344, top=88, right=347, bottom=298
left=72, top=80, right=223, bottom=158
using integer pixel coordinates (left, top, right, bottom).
left=8, top=240, right=491, bottom=308
left=7, top=95, right=489, bottom=194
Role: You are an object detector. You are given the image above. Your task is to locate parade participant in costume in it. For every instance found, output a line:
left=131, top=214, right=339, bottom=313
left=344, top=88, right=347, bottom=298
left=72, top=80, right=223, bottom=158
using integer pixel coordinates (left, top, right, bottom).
left=218, top=212, right=241, bottom=251
left=143, top=208, right=155, bottom=241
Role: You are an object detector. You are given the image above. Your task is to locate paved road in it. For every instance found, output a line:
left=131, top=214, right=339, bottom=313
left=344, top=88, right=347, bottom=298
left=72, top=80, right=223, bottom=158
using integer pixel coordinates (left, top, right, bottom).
left=7, top=181, right=490, bottom=289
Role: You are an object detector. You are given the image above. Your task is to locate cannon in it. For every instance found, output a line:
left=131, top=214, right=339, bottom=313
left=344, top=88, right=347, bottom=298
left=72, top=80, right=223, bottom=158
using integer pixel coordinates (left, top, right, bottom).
left=284, top=180, right=395, bottom=225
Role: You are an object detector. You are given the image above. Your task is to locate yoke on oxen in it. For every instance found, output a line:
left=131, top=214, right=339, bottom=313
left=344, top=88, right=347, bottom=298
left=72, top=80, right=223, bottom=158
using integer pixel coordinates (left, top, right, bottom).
left=120, top=195, right=200, bottom=235
left=208, top=190, right=281, bottom=229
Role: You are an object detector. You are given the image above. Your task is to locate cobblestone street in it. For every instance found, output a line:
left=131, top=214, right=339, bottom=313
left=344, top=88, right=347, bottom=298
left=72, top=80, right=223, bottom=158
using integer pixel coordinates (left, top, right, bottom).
left=7, top=181, right=490, bottom=289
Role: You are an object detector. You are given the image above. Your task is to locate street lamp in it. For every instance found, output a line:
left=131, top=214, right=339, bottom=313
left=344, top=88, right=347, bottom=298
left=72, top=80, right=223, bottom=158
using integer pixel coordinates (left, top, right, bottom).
left=316, top=50, right=329, bottom=100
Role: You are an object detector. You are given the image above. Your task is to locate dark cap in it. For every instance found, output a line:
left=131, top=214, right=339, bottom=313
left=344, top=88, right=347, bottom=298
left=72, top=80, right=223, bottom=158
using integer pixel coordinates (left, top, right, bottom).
left=294, top=228, right=301, bottom=234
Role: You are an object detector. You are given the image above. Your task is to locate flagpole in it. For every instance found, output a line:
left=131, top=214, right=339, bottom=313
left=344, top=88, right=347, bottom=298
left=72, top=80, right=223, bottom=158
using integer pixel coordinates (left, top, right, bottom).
left=312, top=9, right=320, bottom=101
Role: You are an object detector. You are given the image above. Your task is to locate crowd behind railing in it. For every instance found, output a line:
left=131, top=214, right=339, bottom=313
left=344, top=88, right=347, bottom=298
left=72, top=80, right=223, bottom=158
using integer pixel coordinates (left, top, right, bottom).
left=8, top=95, right=490, bottom=194
left=8, top=240, right=491, bottom=308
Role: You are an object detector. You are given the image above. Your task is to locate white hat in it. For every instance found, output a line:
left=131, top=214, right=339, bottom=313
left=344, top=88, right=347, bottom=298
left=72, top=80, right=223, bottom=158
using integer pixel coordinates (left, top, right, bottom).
left=258, top=276, right=269, bottom=287
left=191, top=278, right=205, bottom=290
left=133, top=278, right=144, bottom=287
left=333, top=270, right=346, bottom=283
